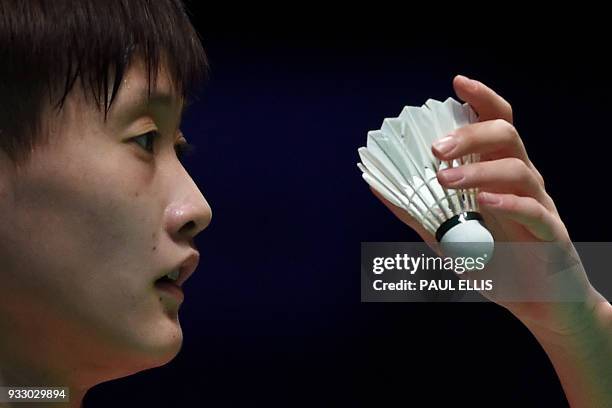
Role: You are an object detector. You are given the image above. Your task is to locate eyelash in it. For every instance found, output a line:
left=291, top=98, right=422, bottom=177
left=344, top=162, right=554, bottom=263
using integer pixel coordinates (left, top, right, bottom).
left=133, top=130, right=196, bottom=162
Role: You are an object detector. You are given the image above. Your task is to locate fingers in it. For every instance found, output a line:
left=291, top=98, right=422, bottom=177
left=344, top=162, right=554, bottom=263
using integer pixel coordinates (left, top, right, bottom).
left=477, top=192, right=566, bottom=241
left=453, top=75, right=513, bottom=123
left=436, top=158, right=556, bottom=212
left=432, top=119, right=528, bottom=163
left=432, top=118, right=545, bottom=189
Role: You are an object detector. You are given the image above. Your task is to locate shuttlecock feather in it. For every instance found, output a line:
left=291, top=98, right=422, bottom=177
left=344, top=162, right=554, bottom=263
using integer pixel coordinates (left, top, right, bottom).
left=357, top=97, right=494, bottom=260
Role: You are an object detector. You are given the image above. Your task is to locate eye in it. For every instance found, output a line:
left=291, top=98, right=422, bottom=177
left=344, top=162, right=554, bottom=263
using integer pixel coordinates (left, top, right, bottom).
left=133, top=130, right=159, bottom=154
left=133, top=130, right=196, bottom=163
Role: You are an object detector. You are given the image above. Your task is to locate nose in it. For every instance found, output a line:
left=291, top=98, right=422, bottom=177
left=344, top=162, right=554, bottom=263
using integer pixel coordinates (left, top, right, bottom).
left=165, top=191, right=212, bottom=244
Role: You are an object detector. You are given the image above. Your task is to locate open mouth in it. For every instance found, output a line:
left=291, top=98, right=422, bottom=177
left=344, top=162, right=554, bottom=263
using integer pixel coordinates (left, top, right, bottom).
left=154, top=269, right=184, bottom=301
left=155, top=269, right=180, bottom=285
left=155, top=275, right=175, bottom=285
left=153, top=252, right=200, bottom=291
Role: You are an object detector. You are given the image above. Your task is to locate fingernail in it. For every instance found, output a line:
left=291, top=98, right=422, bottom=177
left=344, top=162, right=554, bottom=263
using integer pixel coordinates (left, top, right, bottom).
left=479, top=192, right=501, bottom=206
left=432, top=135, right=458, bottom=156
left=438, top=167, right=464, bottom=184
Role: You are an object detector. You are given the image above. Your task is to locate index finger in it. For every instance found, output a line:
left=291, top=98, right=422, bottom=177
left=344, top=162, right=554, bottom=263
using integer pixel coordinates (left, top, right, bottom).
left=453, top=75, right=513, bottom=124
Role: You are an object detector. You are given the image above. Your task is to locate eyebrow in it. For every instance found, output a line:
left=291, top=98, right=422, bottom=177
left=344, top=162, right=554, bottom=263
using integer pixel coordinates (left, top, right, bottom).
left=117, top=89, right=187, bottom=137
left=144, top=90, right=187, bottom=120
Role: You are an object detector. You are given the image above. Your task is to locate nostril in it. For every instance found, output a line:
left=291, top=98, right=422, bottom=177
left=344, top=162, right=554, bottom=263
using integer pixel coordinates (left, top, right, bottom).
left=179, top=220, right=196, bottom=235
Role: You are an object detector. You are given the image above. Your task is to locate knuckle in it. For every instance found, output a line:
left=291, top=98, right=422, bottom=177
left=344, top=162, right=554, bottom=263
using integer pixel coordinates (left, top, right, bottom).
left=526, top=195, right=551, bottom=225
left=507, top=158, right=533, bottom=184
left=503, top=101, right=513, bottom=119
left=538, top=173, right=545, bottom=188
left=506, top=156, right=526, bottom=171
left=531, top=165, right=546, bottom=188
left=493, top=118, right=517, bottom=140
left=533, top=202, right=547, bottom=223
left=519, top=196, right=546, bottom=223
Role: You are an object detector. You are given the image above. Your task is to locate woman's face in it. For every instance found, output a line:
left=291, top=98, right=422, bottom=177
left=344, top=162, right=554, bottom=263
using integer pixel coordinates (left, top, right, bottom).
left=0, top=59, right=211, bottom=384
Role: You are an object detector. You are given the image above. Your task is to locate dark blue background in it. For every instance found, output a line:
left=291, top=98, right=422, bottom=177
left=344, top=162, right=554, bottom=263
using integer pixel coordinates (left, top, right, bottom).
left=85, top=28, right=611, bottom=407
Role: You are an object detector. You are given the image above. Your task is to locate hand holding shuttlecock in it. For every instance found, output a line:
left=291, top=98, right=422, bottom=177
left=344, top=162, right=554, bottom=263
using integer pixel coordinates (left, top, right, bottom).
left=357, top=97, right=494, bottom=262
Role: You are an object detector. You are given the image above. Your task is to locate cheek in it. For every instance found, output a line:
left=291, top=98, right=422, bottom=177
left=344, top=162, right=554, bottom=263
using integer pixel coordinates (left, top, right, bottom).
left=0, top=153, right=183, bottom=368
left=0, top=153, right=161, bottom=315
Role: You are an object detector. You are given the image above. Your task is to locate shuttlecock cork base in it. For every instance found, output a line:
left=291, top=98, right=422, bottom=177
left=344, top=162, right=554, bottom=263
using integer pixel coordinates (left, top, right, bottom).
left=436, top=212, right=494, bottom=262
left=357, top=97, right=495, bottom=262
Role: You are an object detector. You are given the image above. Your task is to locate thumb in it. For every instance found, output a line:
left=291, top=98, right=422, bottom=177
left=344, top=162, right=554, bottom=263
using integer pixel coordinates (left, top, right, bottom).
left=453, top=75, right=514, bottom=124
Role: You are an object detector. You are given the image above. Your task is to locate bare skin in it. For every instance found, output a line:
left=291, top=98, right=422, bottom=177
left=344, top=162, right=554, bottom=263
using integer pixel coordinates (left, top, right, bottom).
left=371, top=75, right=612, bottom=407
left=0, top=59, right=212, bottom=407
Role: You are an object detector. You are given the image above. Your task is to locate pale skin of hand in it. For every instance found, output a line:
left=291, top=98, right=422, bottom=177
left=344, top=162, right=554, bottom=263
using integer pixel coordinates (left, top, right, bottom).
left=370, top=75, right=612, bottom=407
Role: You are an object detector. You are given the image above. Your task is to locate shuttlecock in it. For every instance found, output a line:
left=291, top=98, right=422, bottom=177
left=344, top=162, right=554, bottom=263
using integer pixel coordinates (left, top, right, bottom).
left=357, top=97, right=494, bottom=261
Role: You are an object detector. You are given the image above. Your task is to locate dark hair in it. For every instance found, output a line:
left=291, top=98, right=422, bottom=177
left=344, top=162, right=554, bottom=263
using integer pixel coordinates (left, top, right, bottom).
left=0, top=0, right=207, bottom=167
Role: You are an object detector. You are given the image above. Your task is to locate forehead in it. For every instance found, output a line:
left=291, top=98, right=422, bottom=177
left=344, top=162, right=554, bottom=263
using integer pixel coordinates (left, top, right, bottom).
left=109, top=58, right=184, bottom=117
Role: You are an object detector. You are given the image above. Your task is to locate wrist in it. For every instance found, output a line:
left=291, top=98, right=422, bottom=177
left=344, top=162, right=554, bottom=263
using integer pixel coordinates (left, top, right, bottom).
left=516, top=286, right=611, bottom=343
left=514, top=288, right=612, bottom=408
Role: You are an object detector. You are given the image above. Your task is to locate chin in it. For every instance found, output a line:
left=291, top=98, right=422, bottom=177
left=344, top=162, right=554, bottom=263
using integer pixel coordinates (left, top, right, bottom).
left=151, top=336, right=183, bottom=367
left=109, top=319, right=185, bottom=375
left=99, top=333, right=184, bottom=383
left=97, top=303, right=185, bottom=374
left=151, top=320, right=185, bottom=364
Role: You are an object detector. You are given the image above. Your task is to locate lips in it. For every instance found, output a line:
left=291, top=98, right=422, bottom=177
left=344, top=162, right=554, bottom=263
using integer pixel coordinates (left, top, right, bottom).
left=175, top=252, right=200, bottom=287
left=155, top=251, right=200, bottom=288
left=154, top=279, right=184, bottom=302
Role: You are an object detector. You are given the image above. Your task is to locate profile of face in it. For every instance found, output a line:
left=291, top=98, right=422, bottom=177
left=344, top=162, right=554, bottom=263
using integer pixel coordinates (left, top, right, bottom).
left=0, top=59, right=211, bottom=385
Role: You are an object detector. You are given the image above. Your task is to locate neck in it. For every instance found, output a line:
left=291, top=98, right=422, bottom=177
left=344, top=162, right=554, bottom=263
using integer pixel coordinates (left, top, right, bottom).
left=0, top=367, right=87, bottom=408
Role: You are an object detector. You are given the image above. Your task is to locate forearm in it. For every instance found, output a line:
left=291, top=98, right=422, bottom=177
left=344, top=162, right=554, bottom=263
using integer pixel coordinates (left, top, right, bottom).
left=519, top=296, right=612, bottom=408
